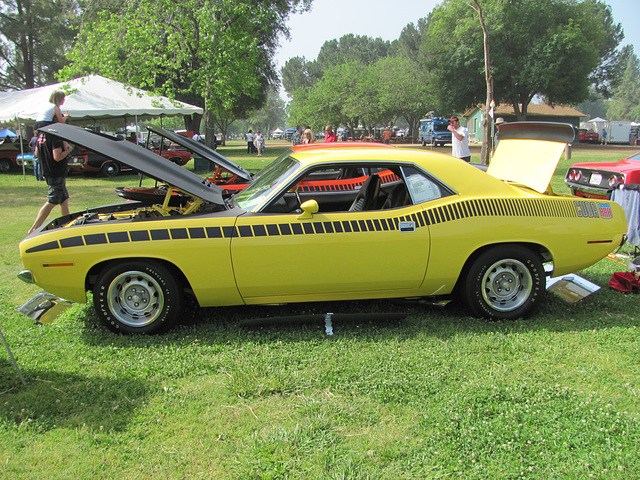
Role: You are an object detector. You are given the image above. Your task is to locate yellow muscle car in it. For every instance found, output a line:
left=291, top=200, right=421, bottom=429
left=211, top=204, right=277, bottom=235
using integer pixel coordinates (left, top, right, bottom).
left=18, top=122, right=627, bottom=334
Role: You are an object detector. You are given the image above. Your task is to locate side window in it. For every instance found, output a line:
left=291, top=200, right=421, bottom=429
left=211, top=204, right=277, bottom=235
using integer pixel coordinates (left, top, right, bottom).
left=401, top=166, right=451, bottom=204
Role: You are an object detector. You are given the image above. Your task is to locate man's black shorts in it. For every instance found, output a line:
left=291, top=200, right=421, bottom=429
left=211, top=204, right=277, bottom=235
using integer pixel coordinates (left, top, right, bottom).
left=45, top=176, right=69, bottom=205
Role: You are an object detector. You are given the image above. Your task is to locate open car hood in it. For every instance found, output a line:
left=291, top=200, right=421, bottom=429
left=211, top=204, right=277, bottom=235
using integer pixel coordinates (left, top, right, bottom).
left=39, top=123, right=225, bottom=205
left=144, top=123, right=252, bottom=181
left=487, top=122, right=575, bottom=193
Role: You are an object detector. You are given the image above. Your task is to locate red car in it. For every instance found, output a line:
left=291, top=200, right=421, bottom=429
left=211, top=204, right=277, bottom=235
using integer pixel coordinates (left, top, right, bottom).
left=565, top=151, right=640, bottom=199
left=577, top=129, right=599, bottom=144
left=153, top=146, right=192, bottom=166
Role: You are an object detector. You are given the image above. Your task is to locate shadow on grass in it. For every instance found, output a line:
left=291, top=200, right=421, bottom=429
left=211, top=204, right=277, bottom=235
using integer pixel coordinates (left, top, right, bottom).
left=0, top=358, right=153, bottom=434
left=73, top=280, right=640, bottom=348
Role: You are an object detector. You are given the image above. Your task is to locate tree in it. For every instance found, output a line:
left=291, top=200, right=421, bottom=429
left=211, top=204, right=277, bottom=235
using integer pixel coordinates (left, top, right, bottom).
left=281, top=33, right=390, bottom=98
left=374, top=55, right=435, bottom=142
left=63, top=0, right=312, bottom=138
left=607, top=47, right=640, bottom=122
left=247, top=85, right=286, bottom=134
left=425, top=0, right=624, bottom=120
left=470, top=0, right=493, bottom=165
left=0, top=0, right=79, bottom=90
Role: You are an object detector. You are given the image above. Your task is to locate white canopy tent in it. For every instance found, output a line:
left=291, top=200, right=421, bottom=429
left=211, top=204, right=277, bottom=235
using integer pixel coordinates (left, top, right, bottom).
left=0, top=75, right=203, bottom=126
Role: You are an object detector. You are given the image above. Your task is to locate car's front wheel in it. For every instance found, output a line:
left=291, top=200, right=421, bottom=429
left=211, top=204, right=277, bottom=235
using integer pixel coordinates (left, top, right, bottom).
left=93, top=261, right=182, bottom=334
left=462, top=245, right=544, bottom=320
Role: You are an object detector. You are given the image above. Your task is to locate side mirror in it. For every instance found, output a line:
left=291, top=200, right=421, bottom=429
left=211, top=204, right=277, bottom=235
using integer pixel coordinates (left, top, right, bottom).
left=297, top=199, right=319, bottom=220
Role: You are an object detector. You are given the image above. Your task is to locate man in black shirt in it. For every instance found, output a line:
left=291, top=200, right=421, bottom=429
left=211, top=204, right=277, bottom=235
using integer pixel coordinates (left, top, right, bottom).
left=28, top=132, right=74, bottom=234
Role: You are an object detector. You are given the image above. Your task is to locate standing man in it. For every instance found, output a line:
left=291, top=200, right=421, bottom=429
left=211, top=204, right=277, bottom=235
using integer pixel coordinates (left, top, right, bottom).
left=246, top=129, right=255, bottom=153
left=28, top=132, right=74, bottom=234
left=601, top=128, right=608, bottom=145
left=447, top=116, right=471, bottom=162
left=382, top=126, right=392, bottom=144
left=291, top=125, right=302, bottom=146
left=324, top=125, right=337, bottom=142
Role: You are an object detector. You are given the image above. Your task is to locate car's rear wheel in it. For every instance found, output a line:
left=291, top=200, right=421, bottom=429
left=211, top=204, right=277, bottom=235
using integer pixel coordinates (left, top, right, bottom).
left=100, top=161, right=120, bottom=177
left=93, top=261, right=182, bottom=334
left=462, top=245, right=544, bottom=320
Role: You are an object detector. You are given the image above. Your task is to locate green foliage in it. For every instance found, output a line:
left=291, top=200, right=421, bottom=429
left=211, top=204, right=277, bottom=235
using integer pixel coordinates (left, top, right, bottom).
left=607, top=47, right=640, bottom=122
left=62, top=0, right=312, bottom=127
left=0, top=0, right=79, bottom=89
left=425, top=0, right=625, bottom=117
left=281, top=33, right=391, bottom=98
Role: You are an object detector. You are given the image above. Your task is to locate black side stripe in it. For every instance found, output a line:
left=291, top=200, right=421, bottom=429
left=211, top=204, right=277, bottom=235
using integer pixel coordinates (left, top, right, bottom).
left=25, top=198, right=591, bottom=253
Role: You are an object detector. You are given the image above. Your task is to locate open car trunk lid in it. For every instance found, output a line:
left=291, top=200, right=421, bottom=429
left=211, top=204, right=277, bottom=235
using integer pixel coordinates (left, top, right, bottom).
left=487, top=122, right=575, bottom=193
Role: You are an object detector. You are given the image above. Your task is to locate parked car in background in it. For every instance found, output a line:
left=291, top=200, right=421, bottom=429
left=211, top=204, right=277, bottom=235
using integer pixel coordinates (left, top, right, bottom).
left=565, top=151, right=640, bottom=199
left=18, top=122, right=626, bottom=334
left=152, top=145, right=192, bottom=166
left=0, top=138, right=30, bottom=173
left=419, top=117, right=452, bottom=147
left=577, top=129, right=599, bottom=143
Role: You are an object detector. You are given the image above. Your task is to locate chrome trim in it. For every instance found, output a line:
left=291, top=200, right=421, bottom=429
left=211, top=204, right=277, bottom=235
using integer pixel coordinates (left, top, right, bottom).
left=17, top=270, right=34, bottom=284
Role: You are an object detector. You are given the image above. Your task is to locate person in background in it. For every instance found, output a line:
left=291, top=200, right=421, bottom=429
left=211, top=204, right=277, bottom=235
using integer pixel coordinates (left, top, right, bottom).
left=493, top=117, right=505, bottom=153
left=324, top=125, right=337, bottom=142
left=601, top=128, right=608, bottom=145
left=246, top=129, right=255, bottom=153
left=28, top=131, right=74, bottom=234
left=254, top=130, right=265, bottom=157
left=382, top=126, right=392, bottom=144
left=291, top=125, right=302, bottom=146
left=29, top=133, right=44, bottom=181
left=34, top=90, right=69, bottom=131
left=302, top=126, right=315, bottom=144
left=447, top=116, right=471, bottom=162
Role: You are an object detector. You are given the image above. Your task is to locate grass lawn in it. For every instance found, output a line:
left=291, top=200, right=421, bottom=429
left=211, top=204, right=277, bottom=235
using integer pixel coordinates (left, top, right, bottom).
left=1, top=141, right=639, bottom=479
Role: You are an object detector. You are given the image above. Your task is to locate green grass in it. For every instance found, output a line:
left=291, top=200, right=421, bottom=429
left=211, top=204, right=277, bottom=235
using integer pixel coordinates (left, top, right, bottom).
left=1, top=143, right=639, bottom=479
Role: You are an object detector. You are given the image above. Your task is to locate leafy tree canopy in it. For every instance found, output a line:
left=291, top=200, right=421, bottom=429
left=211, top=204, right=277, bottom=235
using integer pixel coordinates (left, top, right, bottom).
left=607, top=46, right=640, bottom=122
left=0, top=0, right=79, bottom=90
left=63, top=0, right=312, bottom=115
left=425, top=0, right=624, bottom=119
left=281, top=33, right=390, bottom=96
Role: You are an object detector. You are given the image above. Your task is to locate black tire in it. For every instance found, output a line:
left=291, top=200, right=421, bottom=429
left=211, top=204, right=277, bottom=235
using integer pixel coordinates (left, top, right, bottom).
left=100, top=161, right=120, bottom=177
left=168, top=156, right=182, bottom=165
left=422, top=140, right=427, bottom=147
left=0, top=158, right=12, bottom=173
left=462, top=245, right=544, bottom=320
left=93, top=261, right=182, bottom=334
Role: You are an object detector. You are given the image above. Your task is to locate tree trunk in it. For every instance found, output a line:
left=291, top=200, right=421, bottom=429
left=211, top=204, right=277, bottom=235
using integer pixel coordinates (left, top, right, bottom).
left=472, top=0, right=493, bottom=166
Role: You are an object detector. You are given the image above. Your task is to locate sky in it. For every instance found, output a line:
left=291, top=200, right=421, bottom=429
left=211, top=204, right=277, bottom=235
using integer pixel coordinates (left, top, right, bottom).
left=274, top=0, right=639, bottom=90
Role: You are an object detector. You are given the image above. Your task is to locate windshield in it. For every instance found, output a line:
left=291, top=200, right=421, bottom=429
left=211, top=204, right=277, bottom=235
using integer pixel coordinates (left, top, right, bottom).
left=233, top=152, right=300, bottom=211
left=434, top=124, right=449, bottom=132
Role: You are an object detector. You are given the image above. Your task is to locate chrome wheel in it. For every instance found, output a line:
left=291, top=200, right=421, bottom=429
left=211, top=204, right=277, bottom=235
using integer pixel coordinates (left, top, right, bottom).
left=481, top=259, right=532, bottom=312
left=107, top=270, right=164, bottom=327
left=462, top=245, right=543, bottom=320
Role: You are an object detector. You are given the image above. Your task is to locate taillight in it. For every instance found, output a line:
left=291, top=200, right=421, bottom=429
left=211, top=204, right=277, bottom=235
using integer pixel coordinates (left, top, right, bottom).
left=609, top=174, right=625, bottom=187
left=568, top=170, right=575, bottom=181
left=574, top=170, right=582, bottom=182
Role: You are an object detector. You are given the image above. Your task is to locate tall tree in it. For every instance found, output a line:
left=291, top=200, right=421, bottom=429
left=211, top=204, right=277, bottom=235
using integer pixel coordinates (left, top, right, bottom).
left=470, top=0, right=493, bottom=165
left=247, top=85, right=286, bottom=134
left=0, top=0, right=79, bottom=90
left=425, top=0, right=624, bottom=120
left=607, top=47, right=640, bottom=122
left=63, top=0, right=312, bottom=137
left=375, top=55, right=435, bottom=142
left=281, top=33, right=390, bottom=98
